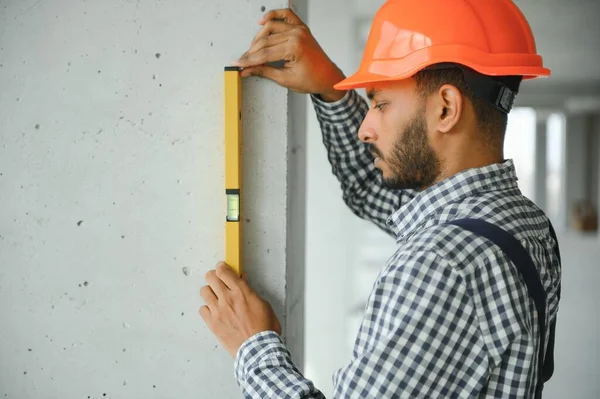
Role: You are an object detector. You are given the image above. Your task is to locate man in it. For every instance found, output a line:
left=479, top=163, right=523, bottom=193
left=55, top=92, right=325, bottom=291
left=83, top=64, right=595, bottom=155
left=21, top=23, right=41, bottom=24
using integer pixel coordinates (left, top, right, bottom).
left=199, top=1, right=561, bottom=398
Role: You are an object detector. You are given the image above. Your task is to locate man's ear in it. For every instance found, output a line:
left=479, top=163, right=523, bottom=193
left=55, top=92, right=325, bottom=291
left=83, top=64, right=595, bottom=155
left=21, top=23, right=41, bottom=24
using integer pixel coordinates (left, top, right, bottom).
left=434, top=84, right=463, bottom=133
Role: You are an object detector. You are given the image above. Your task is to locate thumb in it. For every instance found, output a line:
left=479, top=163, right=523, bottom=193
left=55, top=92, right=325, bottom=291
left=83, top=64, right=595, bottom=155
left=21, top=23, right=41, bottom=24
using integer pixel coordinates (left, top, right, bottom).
left=240, top=65, right=286, bottom=85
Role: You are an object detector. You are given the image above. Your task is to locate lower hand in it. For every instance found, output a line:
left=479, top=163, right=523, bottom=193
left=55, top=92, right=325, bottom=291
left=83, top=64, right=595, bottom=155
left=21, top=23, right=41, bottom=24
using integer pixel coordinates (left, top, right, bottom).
left=199, top=262, right=282, bottom=358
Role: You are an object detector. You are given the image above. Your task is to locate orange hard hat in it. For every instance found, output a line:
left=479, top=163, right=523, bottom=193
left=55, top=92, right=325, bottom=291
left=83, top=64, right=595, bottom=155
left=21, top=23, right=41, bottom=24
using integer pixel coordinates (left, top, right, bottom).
left=335, top=0, right=550, bottom=92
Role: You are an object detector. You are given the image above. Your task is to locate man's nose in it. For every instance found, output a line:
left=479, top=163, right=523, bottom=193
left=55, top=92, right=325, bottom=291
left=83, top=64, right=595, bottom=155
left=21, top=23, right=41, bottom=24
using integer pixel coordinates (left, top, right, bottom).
left=358, top=112, right=378, bottom=143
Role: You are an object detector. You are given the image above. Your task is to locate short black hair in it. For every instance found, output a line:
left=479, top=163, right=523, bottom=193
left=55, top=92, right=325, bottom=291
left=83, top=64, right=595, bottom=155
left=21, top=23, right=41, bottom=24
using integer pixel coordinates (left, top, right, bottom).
left=414, top=67, right=522, bottom=152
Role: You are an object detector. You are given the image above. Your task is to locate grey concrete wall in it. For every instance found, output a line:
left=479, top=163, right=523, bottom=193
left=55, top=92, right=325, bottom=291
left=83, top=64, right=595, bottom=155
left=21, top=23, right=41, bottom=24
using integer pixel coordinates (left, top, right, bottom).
left=595, top=115, right=600, bottom=227
left=588, top=116, right=599, bottom=212
left=0, top=1, right=298, bottom=398
left=304, top=0, right=359, bottom=396
left=534, top=116, right=548, bottom=212
left=564, top=115, right=590, bottom=229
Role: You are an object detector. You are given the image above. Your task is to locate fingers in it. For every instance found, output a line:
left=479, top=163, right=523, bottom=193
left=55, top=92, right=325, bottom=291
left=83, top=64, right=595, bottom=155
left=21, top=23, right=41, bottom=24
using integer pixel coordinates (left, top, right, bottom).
left=205, top=269, right=228, bottom=298
left=236, top=45, right=288, bottom=69
left=240, top=65, right=287, bottom=85
left=199, top=305, right=212, bottom=323
left=259, top=8, right=303, bottom=26
left=215, top=263, right=254, bottom=296
left=215, top=262, right=241, bottom=291
left=248, top=32, right=289, bottom=56
left=251, top=21, right=292, bottom=45
left=200, top=284, right=218, bottom=303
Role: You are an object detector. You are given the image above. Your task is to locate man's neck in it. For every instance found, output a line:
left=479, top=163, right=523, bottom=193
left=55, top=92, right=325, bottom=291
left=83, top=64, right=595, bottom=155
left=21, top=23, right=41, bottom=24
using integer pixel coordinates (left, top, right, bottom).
left=434, top=150, right=503, bottom=188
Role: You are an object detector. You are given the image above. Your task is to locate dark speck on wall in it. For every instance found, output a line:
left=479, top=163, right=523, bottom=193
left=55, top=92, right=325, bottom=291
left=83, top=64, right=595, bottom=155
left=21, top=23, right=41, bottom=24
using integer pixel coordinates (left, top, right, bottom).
left=121, top=235, right=125, bottom=239
left=77, top=220, right=83, bottom=226
left=28, top=349, right=32, bottom=352
left=35, top=124, right=40, bottom=130
left=261, top=5, right=265, bottom=12
left=97, top=70, right=101, bottom=74
left=155, top=53, right=161, bottom=59
left=210, top=41, right=213, bottom=47
left=153, top=385, right=156, bottom=388
left=84, top=281, right=89, bottom=287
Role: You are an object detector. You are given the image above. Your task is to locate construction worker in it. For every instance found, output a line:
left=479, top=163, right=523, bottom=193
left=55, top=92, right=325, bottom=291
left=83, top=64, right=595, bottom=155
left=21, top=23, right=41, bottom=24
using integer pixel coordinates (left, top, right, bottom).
left=199, top=1, right=561, bottom=398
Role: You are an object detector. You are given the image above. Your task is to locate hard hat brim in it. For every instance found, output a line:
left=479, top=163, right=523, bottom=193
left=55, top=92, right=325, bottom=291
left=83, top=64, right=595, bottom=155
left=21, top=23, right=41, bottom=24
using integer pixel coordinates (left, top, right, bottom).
left=334, top=46, right=551, bottom=91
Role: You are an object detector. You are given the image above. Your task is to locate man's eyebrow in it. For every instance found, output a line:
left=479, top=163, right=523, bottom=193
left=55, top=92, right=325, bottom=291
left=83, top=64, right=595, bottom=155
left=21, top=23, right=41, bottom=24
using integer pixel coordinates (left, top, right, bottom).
left=366, top=89, right=380, bottom=101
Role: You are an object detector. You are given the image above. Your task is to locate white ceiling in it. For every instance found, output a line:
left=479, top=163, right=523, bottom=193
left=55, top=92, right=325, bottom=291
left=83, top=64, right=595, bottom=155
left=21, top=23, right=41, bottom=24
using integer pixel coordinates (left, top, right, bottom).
left=352, top=0, right=600, bottom=87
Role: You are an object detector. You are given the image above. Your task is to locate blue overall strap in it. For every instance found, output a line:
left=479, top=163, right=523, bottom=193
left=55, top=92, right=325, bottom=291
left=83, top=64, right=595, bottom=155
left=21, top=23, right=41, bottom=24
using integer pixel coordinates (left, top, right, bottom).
left=445, top=218, right=554, bottom=399
left=543, top=221, right=561, bottom=382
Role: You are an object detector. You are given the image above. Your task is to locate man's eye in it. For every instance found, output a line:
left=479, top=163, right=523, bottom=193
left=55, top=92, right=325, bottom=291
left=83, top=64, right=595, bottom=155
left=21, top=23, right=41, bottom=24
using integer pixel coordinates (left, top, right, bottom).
left=375, top=103, right=387, bottom=111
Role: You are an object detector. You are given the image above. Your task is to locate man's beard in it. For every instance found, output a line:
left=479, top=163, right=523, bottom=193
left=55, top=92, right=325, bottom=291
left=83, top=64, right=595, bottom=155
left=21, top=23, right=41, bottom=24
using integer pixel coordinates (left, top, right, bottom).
left=372, top=109, right=441, bottom=191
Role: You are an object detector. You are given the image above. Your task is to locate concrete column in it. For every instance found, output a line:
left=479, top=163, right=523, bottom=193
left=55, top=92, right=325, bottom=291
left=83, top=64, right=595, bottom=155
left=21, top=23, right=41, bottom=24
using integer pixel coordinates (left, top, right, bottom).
left=564, top=114, right=591, bottom=230
left=0, top=0, right=300, bottom=397
left=587, top=116, right=600, bottom=214
left=305, top=0, right=358, bottom=396
left=534, top=113, right=549, bottom=211
left=285, top=0, right=308, bottom=373
left=592, top=114, right=600, bottom=238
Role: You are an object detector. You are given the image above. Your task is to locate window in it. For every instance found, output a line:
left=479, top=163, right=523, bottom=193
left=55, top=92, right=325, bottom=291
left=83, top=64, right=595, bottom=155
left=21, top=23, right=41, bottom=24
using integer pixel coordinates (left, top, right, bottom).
left=505, top=107, right=537, bottom=201
left=546, top=113, right=566, bottom=227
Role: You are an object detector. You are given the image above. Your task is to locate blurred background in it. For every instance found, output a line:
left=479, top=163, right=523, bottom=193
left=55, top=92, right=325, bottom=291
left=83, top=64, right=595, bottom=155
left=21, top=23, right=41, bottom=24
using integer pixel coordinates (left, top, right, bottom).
left=303, top=1, right=600, bottom=398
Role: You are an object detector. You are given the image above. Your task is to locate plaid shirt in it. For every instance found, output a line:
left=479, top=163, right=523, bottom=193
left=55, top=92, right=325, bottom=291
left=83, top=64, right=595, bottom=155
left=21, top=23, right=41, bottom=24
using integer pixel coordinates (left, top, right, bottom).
left=234, top=89, right=561, bottom=398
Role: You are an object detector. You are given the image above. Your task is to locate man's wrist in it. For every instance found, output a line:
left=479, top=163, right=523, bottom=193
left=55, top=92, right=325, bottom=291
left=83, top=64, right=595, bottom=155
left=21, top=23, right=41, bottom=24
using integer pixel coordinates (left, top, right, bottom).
left=318, top=88, right=347, bottom=103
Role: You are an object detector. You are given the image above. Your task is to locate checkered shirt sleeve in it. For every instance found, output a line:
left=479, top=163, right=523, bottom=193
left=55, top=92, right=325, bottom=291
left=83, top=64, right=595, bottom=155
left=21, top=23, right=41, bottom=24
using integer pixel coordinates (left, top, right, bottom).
left=309, top=90, right=417, bottom=236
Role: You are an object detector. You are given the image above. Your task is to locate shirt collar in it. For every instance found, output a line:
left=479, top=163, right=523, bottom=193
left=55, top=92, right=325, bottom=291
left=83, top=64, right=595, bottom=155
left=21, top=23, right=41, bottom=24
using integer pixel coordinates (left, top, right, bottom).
left=386, top=159, right=520, bottom=240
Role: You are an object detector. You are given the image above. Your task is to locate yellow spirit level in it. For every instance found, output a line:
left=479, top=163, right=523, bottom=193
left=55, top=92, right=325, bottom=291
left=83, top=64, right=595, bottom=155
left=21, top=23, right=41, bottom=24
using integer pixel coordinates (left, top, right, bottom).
left=224, top=66, right=242, bottom=276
